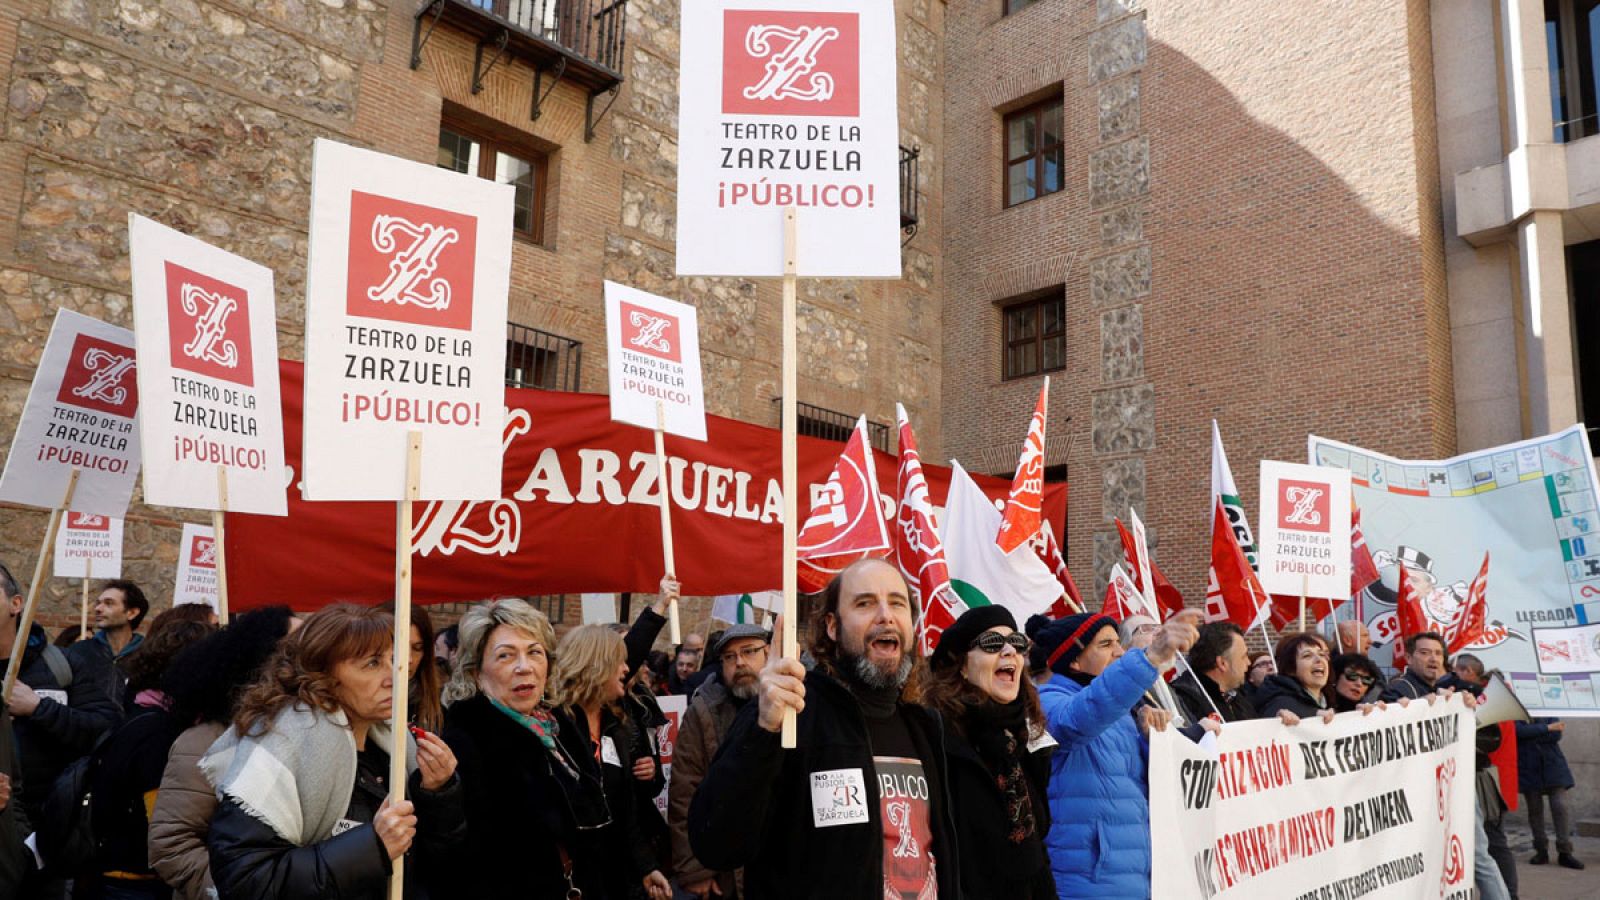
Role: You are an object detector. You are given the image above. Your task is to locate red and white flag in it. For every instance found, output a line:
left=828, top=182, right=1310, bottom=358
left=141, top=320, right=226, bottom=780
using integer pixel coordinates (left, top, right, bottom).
left=892, top=405, right=963, bottom=655
left=1101, top=563, right=1142, bottom=621
left=1349, top=501, right=1381, bottom=618
left=1205, top=496, right=1269, bottom=629
left=997, top=378, right=1049, bottom=554
left=1443, top=553, right=1491, bottom=654
left=797, top=416, right=891, bottom=592
left=1033, top=520, right=1086, bottom=617
left=1115, top=518, right=1186, bottom=620
left=1392, top=565, right=1429, bottom=668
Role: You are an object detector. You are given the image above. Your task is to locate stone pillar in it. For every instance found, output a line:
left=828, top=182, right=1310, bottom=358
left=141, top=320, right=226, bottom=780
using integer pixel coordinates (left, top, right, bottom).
left=1502, top=0, right=1554, bottom=146
left=1517, top=210, right=1580, bottom=430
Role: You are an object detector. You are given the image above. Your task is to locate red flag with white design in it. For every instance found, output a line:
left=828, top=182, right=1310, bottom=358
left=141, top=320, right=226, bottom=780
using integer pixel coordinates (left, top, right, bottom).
left=797, top=416, right=891, bottom=593
left=1205, top=497, right=1269, bottom=629
left=996, top=378, right=1049, bottom=555
left=1033, top=520, right=1086, bottom=617
left=1444, top=553, right=1490, bottom=654
left=1115, top=518, right=1185, bottom=620
left=1350, top=501, right=1381, bottom=619
left=1392, top=565, right=1428, bottom=668
left=1101, top=563, right=1142, bottom=621
left=892, top=405, right=964, bottom=655
left=1269, top=590, right=1344, bottom=632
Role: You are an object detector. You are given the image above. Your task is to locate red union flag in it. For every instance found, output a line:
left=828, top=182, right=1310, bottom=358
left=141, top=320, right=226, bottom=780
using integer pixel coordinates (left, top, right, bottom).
left=1205, top=497, right=1269, bottom=629
left=1033, top=521, right=1086, bottom=617
left=56, top=332, right=139, bottom=418
left=345, top=190, right=478, bottom=331
left=165, top=261, right=255, bottom=387
left=1277, top=479, right=1331, bottom=533
left=1443, top=553, right=1491, bottom=654
left=997, top=378, right=1048, bottom=554
left=892, top=405, right=962, bottom=655
left=1392, top=565, right=1428, bottom=667
left=1101, top=564, right=1142, bottom=622
left=66, top=512, right=111, bottom=532
left=619, top=300, right=683, bottom=363
left=796, top=416, right=890, bottom=592
left=721, top=10, right=860, bottom=116
left=1115, top=518, right=1186, bottom=620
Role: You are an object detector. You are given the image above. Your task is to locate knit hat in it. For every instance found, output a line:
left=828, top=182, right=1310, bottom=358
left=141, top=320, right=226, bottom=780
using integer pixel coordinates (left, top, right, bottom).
left=930, top=605, right=1018, bottom=670
left=1027, top=612, right=1118, bottom=676
left=1118, top=614, right=1157, bottom=647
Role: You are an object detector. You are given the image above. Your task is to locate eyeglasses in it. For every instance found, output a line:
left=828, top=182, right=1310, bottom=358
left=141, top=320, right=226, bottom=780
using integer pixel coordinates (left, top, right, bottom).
left=1340, top=671, right=1377, bottom=687
left=971, top=631, right=1031, bottom=655
left=1250, top=660, right=1274, bottom=670
left=720, top=644, right=768, bottom=666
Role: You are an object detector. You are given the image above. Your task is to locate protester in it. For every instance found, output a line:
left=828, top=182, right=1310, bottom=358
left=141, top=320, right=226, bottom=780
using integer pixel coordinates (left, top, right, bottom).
left=1171, top=621, right=1254, bottom=723
left=1254, top=632, right=1333, bottom=720
left=0, top=702, right=30, bottom=897
left=388, top=604, right=443, bottom=733
left=1028, top=607, right=1200, bottom=896
left=1241, top=650, right=1273, bottom=705
left=670, top=647, right=699, bottom=695
left=1440, top=654, right=1519, bottom=896
left=690, top=557, right=959, bottom=898
left=1118, top=613, right=1158, bottom=649
left=1379, top=631, right=1447, bottom=701
left=202, top=604, right=464, bottom=900
left=72, top=613, right=215, bottom=899
left=1518, top=717, right=1583, bottom=869
left=550, top=624, right=672, bottom=900
left=926, top=606, right=1056, bottom=899
left=1335, top=619, right=1372, bottom=655
left=1329, top=653, right=1382, bottom=712
left=669, top=622, right=768, bottom=898
left=74, top=579, right=151, bottom=701
left=149, top=606, right=298, bottom=900
left=433, top=624, right=458, bottom=680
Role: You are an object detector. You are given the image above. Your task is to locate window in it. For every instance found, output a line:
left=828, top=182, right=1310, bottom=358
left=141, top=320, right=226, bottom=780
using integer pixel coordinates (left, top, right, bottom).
left=506, top=322, right=582, bottom=391
left=1569, top=240, right=1600, bottom=436
left=1004, top=0, right=1042, bottom=15
left=1546, top=0, right=1600, bottom=141
left=1003, top=96, right=1063, bottom=207
left=1002, top=292, right=1065, bottom=380
left=437, top=121, right=549, bottom=243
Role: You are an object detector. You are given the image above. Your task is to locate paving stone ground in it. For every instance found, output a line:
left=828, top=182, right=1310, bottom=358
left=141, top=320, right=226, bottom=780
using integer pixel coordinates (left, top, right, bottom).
left=1499, top=814, right=1598, bottom=900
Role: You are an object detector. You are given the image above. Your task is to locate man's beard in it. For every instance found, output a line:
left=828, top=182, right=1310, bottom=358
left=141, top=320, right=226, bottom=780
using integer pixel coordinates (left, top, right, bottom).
left=728, top=673, right=758, bottom=700
left=839, top=629, right=912, bottom=691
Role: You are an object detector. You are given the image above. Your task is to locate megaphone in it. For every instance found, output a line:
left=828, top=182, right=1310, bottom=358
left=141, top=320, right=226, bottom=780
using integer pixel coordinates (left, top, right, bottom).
left=1476, top=672, right=1532, bottom=727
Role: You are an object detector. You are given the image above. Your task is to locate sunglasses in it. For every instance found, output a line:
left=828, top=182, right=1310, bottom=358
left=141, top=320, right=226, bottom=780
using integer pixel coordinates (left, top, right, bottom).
left=971, top=631, right=1031, bottom=655
left=1340, top=672, right=1377, bottom=687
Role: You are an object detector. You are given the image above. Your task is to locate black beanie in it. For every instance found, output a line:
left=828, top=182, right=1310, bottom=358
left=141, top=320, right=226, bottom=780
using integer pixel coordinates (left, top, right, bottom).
left=931, top=605, right=1017, bottom=670
left=1029, top=612, right=1118, bottom=676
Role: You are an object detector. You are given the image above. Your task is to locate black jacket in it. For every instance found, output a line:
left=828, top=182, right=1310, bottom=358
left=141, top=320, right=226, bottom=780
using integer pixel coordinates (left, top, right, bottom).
left=563, top=702, right=668, bottom=898
left=4, top=624, right=122, bottom=821
left=1171, top=670, right=1256, bottom=724
left=1253, top=673, right=1329, bottom=720
left=1379, top=668, right=1439, bottom=703
left=0, top=707, right=34, bottom=896
left=942, top=715, right=1055, bottom=900
left=82, top=703, right=186, bottom=881
left=442, top=694, right=627, bottom=899
left=689, top=668, right=961, bottom=899
left=207, top=749, right=465, bottom=900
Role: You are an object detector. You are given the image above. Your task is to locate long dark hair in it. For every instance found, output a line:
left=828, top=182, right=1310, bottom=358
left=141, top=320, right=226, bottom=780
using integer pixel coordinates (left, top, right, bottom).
left=923, top=660, right=1043, bottom=744
left=165, top=606, right=296, bottom=725
left=123, top=607, right=217, bottom=697
left=391, top=604, right=443, bottom=733
left=234, top=604, right=392, bottom=737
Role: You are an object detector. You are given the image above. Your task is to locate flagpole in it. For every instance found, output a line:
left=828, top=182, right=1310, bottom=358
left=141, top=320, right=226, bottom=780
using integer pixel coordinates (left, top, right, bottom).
left=1247, top=582, right=1278, bottom=672
left=654, top=401, right=681, bottom=644
left=3, top=469, right=79, bottom=702
left=1297, top=574, right=1308, bottom=632
left=780, top=207, right=799, bottom=749
left=387, top=432, right=420, bottom=900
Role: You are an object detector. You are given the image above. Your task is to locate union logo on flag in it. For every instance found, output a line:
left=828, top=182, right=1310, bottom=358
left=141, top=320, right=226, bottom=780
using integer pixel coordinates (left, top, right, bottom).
left=721, top=10, right=860, bottom=117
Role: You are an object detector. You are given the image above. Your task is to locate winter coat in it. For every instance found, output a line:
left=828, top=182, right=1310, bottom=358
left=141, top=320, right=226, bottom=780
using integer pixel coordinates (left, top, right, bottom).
left=0, top=707, right=35, bottom=897
left=668, top=674, right=745, bottom=896
left=71, top=630, right=144, bottom=708
left=562, top=701, right=669, bottom=898
left=1170, top=670, right=1255, bottom=724
left=442, top=694, right=636, bottom=899
left=689, top=668, right=962, bottom=900
left=6, top=623, right=123, bottom=821
left=1038, top=649, right=1161, bottom=899
left=1379, top=668, right=1438, bottom=703
left=943, top=713, right=1057, bottom=900
left=1253, top=673, right=1329, bottom=720
left=1516, top=718, right=1575, bottom=792
left=76, top=700, right=185, bottom=891
left=149, top=721, right=226, bottom=900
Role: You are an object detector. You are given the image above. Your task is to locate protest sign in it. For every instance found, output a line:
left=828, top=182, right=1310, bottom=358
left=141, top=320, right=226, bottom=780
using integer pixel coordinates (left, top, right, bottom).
left=1312, top=426, right=1600, bottom=716
left=676, top=0, right=900, bottom=277
left=128, top=215, right=286, bottom=516
left=653, top=694, right=688, bottom=816
left=1150, top=696, right=1476, bottom=900
left=605, top=281, right=706, bottom=441
left=174, top=523, right=219, bottom=610
left=581, top=594, right=620, bottom=625
left=301, top=138, right=512, bottom=501
left=0, top=309, right=140, bottom=516
left=53, top=512, right=123, bottom=580
left=1258, top=461, right=1353, bottom=601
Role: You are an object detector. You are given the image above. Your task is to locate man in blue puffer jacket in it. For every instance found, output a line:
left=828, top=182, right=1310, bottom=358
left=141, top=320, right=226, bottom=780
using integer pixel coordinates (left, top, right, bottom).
left=1025, top=608, right=1200, bottom=900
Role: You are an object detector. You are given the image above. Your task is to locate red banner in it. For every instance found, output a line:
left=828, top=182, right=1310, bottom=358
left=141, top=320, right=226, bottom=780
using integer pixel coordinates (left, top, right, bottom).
left=227, top=363, right=1066, bottom=610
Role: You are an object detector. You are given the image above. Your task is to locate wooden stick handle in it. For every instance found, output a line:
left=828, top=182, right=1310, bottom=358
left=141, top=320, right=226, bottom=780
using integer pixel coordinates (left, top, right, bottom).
left=1297, top=574, right=1308, bottom=633
left=781, top=206, right=799, bottom=749
left=214, top=466, right=230, bottom=625
left=81, top=556, right=90, bottom=637
left=3, top=470, right=80, bottom=701
left=655, top=402, right=680, bottom=644
left=388, top=432, right=421, bottom=900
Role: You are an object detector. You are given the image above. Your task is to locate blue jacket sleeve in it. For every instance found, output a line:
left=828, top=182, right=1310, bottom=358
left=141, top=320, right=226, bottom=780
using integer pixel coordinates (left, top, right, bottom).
left=1042, top=649, right=1159, bottom=748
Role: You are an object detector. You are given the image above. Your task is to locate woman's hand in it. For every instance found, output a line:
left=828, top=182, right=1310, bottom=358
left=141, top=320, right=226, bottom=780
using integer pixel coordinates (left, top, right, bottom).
left=653, top=576, right=681, bottom=617
left=374, top=797, right=416, bottom=861
left=643, top=869, right=672, bottom=900
left=632, top=756, right=657, bottom=782
left=414, top=729, right=458, bottom=791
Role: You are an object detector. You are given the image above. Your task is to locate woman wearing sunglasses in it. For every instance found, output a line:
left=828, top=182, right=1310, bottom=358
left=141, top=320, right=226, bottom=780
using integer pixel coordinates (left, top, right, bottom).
left=924, top=606, right=1057, bottom=899
left=1329, top=653, right=1383, bottom=712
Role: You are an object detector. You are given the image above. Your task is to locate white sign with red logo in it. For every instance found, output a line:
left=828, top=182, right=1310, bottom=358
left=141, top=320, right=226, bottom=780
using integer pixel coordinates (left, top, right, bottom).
left=1258, top=460, right=1352, bottom=600
left=52, top=511, right=124, bottom=579
left=676, top=0, right=901, bottom=277
left=653, top=693, right=688, bottom=816
left=604, top=281, right=706, bottom=441
left=174, top=522, right=220, bottom=609
left=127, top=215, right=286, bottom=516
left=0, top=309, right=142, bottom=516
left=302, top=138, right=513, bottom=501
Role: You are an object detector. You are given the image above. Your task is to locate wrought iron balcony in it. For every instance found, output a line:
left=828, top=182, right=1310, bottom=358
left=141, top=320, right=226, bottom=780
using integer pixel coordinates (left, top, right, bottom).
left=900, top=145, right=920, bottom=243
left=506, top=322, right=583, bottom=391
left=772, top=398, right=891, bottom=453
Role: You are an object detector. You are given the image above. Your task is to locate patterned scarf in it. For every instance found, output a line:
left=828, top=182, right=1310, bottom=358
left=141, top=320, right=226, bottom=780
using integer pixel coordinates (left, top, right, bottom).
left=965, top=698, right=1037, bottom=844
left=490, top=697, right=581, bottom=781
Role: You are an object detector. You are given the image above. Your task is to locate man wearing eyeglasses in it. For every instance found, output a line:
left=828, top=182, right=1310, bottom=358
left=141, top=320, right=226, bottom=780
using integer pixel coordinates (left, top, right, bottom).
left=669, top=623, right=769, bottom=898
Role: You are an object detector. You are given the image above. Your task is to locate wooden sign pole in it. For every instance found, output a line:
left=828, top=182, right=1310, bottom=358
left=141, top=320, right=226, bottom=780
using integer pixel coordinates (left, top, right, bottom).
left=81, top=556, right=91, bottom=638
left=214, top=465, right=231, bottom=625
left=780, top=206, right=799, bottom=749
left=1297, top=573, right=1308, bottom=633
left=655, top=401, right=681, bottom=644
left=3, top=469, right=80, bottom=701
left=1246, top=582, right=1278, bottom=672
left=388, top=431, right=421, bottom=900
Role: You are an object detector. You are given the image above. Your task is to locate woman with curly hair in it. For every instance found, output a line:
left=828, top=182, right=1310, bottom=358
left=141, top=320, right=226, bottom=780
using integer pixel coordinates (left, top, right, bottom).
left=201, top=603, right=465, bottom=900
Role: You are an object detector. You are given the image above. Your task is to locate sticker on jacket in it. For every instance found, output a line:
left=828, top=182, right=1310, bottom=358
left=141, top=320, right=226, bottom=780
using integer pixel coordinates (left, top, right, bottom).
left=809, top=767, right=870, bottom=827
left=331, top=818, right=360, bottom=836
left=600, top=735, right=622, bottom=768
left=35, top=689, right=67, bottom=706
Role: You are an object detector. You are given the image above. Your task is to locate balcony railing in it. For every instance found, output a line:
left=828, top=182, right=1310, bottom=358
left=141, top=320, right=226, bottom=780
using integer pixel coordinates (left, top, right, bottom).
left=773, top=398, right=891, bottom=453
left=900, top=145, right=920, bottom=244
left=506, top=322, right=583, bottom=391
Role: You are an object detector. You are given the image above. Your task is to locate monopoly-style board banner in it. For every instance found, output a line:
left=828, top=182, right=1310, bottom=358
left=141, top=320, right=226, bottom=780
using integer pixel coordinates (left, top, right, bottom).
left=1150, top=697, right=1476, bottom=900
left=53, top=511, right=124, bottom=579
left=1311, top=426, right=1600, bottom=716
left=0, top=309, right=141, bottom=516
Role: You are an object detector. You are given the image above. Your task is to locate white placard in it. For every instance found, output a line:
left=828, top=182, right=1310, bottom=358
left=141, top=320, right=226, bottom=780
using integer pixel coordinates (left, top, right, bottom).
left=174, top=522, right=219, bottom=610
left=581, top=593, right=620, bottom=625
left=653, top=693, right=688, bottom=816
left=302, top=138, right=513, bottom=501
left=53, top=511, right=124, bottom=579
left=128, top=215, right=286, bottom=516
left=676, top=0, right=901, bottom=277
left=1258, top=460, right=1353, bottom=599
left=604, top=281, right=707, bottom=441
left=1129, top=508, right=1158, bottom=614
left=0, top=309, right=141, bottom=515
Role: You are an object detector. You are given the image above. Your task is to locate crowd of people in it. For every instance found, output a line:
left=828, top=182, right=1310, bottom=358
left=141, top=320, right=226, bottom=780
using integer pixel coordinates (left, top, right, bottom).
left=0, top=556, right=1587, bottom=899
